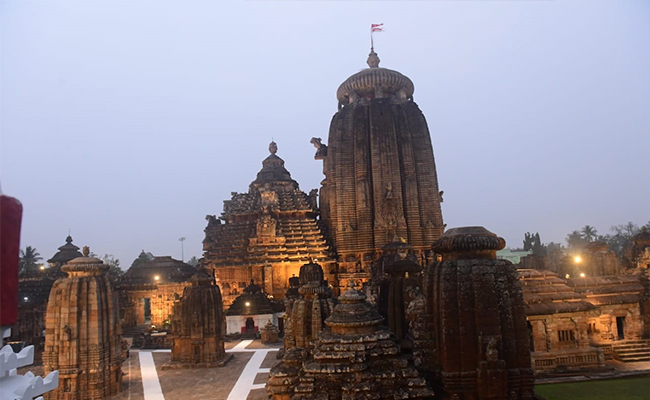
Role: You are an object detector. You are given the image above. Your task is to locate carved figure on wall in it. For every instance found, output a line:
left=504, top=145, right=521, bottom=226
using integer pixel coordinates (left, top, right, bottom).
left=439, top=190, right=444, bottom=203
left=256, top=214, right=277, bottom=238
left=486, top=338, right=499, bottom=362
left=205, top=215, right=220, bottom=227
left=310, top=137, right=328, bottom=157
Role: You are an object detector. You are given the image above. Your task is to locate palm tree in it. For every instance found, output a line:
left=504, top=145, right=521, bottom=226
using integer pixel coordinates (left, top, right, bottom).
left=581, top=225, right=598, bottom=242
left=19, top=246, right=42, bottom=273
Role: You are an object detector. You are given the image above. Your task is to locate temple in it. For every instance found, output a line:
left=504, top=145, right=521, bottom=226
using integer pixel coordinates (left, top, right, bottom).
left=164, top=270, right=231, bottom=368
left=43, top=247, right=122, bottom=399
left=203, top=142, right=335, bottom=304
left=315, top=50, right=445, bottom=291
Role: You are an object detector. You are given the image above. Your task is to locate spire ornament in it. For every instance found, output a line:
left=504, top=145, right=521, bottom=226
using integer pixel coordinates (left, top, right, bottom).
left=367, top=50, right=380, bottom=68
left=269, top=141, right=277, bottom=155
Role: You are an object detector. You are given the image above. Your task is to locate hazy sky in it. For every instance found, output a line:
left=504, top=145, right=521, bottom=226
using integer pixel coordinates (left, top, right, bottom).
left=1, top=1, right=648, bottom=269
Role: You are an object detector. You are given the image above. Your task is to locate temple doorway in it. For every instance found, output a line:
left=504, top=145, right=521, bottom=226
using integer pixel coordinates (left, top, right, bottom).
left=245, top=317, right=255, bottom=334
left=143, top=298, right=151, bottom=325
left=616, top=316, right=625, bottom=340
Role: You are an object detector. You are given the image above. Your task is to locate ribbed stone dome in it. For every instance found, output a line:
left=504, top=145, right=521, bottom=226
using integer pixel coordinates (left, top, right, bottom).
left=336, top=50, right=414, bottom=105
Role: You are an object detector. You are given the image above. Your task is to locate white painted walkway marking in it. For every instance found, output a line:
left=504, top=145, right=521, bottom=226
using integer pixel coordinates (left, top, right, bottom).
left=226, top=340, right=278, bottom=400
left=231, top=339, right=254, bottom=351
left=139, top=351, right=165, bottom=400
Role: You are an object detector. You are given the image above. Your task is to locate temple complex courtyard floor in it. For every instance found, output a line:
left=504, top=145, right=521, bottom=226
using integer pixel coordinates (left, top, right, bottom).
left=110, top=339, right=281, bottom=400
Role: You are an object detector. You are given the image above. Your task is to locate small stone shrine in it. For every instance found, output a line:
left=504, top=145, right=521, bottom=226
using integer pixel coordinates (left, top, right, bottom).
left=43, top=247, right=122, bottom=400
left=267, top=262, right=335, bottom=399
left=225, top=279, right=283, bottom=336
left=269, top=280, right=433, bottom=400
left=261, top=320, right=280, bottom=344
left=163, top=270, right=230, bottom=368
left=421, top=226, right=534, bottom=400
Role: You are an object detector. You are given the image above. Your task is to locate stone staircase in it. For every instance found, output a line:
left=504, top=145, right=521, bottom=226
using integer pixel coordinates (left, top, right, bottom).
left=612, top=339, right=650, bottom=362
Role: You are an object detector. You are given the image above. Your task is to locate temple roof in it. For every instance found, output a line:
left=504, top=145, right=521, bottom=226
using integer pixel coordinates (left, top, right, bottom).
left=122, top=255, right=196, bottom=284
left=226, top=280, right=279, bottom=316
left=336, top=50, right=414, bottom=105
left=47, top=235, right=83, bottom=265
left=249, top=141, right=298, bottom=189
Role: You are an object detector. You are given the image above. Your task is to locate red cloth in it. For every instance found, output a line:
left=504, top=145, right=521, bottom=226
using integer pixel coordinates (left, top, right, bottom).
left=0, top=193, right=23, bottom=327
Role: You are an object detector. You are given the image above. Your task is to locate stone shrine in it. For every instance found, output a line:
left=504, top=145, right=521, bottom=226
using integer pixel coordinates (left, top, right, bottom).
left=164, top=270, right=230, bottom=368
left=43, top=247, right=122, bottom=400
left=225, top=279, right=283, bottom=336
left=203, top=141, right=335, bottom=304
left=420, top=227, right=534, bottom=399
left=271, top=280, right=433, bottom=400
left=266, top=262, right=335, bottom=399
left=315, top=50, right=445, bottom=290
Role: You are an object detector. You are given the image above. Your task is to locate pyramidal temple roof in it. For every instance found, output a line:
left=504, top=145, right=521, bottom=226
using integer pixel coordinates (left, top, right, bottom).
left=250, top=141, right=298, bottom=189
left=47, top=235, right=83, bottom=265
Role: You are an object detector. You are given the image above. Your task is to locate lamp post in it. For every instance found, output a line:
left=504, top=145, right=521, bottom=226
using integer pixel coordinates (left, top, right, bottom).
left=179, top=237, right=186, bottom=261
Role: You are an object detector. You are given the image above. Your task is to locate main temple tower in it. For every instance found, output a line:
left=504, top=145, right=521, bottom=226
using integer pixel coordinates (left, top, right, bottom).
left=315, top=50, right=444, bottom=283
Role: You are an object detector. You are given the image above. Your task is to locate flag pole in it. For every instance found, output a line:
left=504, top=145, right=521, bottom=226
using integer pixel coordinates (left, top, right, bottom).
left=370, top=26, right=374, bottom=51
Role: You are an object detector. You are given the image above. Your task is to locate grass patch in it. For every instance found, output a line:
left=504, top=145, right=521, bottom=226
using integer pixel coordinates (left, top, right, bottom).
left=536, top=376, right=650, bottom=400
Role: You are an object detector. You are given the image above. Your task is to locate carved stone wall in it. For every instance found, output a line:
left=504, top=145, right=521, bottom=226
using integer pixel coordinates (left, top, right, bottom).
left=204, top=143, right=335, bottom=304
left=421, top=227, right=534, bottom=400
left=317, top=52, right=444, bottom=291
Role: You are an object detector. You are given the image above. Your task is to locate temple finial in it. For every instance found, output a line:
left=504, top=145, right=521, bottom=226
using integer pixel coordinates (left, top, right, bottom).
left=367, top=50, right=380, bottom=68
left=82, top=246, right=90, bottom=257
left=269, top=141, right=278, bottom=155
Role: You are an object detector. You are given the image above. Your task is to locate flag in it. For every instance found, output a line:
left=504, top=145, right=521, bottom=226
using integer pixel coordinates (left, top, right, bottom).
left=371, top=23, right=384, bottom=32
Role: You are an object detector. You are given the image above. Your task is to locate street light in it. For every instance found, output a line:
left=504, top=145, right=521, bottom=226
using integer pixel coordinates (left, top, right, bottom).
left=179, top=237, right=186, bottom=261
left=580, top=272, right=586, bottom=278
left=154, top=275, right=160, bottom=281
left=574, top=256, right=582, bottom=263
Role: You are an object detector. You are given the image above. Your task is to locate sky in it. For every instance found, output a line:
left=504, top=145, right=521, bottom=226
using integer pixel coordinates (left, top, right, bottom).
left=1, top=1, right=649, bottom=269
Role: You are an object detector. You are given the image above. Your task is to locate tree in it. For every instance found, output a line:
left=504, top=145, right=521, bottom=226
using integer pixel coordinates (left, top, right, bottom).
left=19, top=246, right=42, bottom=273
left=102, top=254, right=123, bottom=280
left=186, top=256, right=199, bottom=267
left=546, top=242, right=564, bottom=253
left=566, top=230, right=587, bottom=249
left=580, top=225, right=598, bottom=242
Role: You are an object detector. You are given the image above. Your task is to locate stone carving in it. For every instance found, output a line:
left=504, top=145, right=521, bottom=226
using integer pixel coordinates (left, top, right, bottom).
left=310, top=137, right=327, bottom=158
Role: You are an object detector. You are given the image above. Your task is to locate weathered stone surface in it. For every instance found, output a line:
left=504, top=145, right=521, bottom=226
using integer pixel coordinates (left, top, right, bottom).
left=43, top=247, right=122, bottom=400
left=163, top=270, right=230, bottom=369
left=269, top=280, right=433, bottom=400
left=420, top=227, right=534, bottom=400
left=203, top=142, right=335, bottom=305
left=316, top=51, right=444, bottom=292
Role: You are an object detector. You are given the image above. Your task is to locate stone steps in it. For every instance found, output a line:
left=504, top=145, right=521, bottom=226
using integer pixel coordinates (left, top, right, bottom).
left=612, top=339, right=650, bottom=362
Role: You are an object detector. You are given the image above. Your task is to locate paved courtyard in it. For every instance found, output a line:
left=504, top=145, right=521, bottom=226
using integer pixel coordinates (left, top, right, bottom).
left=111, top=339, right=281, bottom=400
